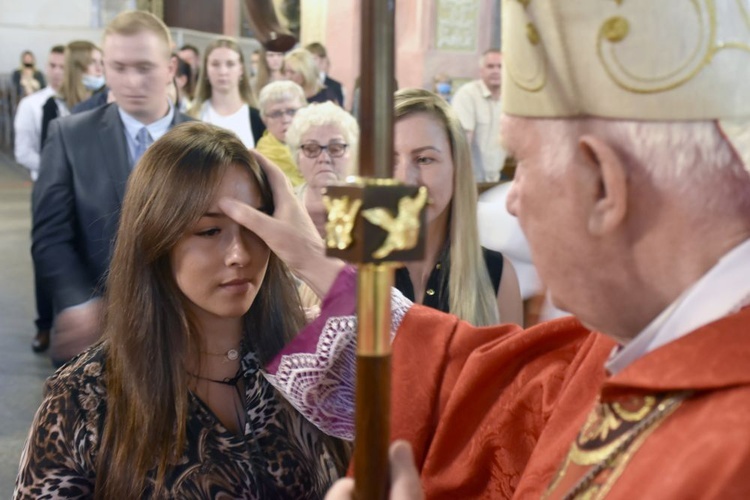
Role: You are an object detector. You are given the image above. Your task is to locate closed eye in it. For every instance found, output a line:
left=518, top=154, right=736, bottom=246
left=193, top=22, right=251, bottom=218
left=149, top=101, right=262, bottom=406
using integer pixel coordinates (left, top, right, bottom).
left=417, top=156, right=436, bottom=166
left=196, top=227, right=221, bottom=237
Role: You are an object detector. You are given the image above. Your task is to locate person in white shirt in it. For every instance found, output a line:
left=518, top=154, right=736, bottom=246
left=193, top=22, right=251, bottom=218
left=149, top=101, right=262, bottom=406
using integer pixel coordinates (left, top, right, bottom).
left=189, top=38, right=265, bottom=149
left=451, top=49, right=507, bottom=182
left=13, top=45, right=65, bottom=181
left=13, top=44, right=66, bottom=354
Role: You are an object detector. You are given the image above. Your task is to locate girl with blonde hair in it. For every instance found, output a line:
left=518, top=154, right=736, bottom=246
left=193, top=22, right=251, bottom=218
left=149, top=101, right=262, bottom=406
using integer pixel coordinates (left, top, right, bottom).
left=284, top=48, right=340, bottom=104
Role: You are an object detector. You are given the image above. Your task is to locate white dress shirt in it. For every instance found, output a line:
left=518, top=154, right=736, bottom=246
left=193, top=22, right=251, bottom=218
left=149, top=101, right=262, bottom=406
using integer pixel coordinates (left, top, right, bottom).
left=118, top=102, right=175, bottom=168
left=13, top=86, right=61, bottom=180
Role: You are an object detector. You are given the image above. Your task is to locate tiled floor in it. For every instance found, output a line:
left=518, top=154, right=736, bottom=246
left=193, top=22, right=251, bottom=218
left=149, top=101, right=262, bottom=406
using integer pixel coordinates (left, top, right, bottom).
left=0, top=152, right=54, bottom=496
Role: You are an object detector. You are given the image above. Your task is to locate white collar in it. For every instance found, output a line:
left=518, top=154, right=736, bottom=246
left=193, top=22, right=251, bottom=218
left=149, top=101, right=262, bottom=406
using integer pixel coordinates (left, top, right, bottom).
left=607, top=238, right=750, bottom=374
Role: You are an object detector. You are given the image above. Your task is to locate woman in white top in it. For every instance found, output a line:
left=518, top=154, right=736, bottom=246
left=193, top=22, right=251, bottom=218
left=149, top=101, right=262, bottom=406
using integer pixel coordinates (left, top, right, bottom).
left=190, top=38, right=265, bottom=149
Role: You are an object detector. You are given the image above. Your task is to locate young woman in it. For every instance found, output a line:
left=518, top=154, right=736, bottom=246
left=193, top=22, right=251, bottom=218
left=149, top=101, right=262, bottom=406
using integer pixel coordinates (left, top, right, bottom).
left=391, top=89, right=522, bottom=325
left=253, top=47, right=286, bottom=94
left=15, top=122, right=348, bottom=499
left=285, top=101, right=359, bottom=238
left=190, top=38, right=265, bottom=149
left=40, top=41, right=104, bottom=145
left=283, top=48, right=340, bottom=105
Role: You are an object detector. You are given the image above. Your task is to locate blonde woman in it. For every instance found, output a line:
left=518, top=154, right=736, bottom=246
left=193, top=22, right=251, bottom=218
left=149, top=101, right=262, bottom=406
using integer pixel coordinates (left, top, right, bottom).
left=256, top=80, right=308, bottom=186
left=190, top=38, right=265, bottom=148
left=41, top=41, right=104, bottom=145
left=392, top=89, right=522, bottom=326
left=12, top=50, right=45, bottom=98
left=283, top=48, right=339, bottom=105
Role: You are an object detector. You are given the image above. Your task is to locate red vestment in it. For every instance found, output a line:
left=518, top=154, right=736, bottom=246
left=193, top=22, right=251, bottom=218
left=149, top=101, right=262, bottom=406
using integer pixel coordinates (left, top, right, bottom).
left=390, top=305, right=750, bottom=498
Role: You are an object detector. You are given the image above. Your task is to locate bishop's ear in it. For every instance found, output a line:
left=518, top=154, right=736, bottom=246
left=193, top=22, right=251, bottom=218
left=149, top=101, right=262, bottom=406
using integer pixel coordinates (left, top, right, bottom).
left=578, top=134, right=628, bottom=236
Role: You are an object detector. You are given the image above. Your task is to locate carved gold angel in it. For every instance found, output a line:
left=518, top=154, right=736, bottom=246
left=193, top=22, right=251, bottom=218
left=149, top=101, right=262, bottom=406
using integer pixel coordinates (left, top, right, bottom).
left=362, top=187, right=428, bottom=259
left=323, top=195, right=363, bottom=250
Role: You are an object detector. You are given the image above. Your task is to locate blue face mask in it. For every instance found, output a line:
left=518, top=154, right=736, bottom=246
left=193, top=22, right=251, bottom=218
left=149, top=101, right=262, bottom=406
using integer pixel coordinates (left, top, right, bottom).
left=82, top=74, right=106, bottom=91
left=436, top=82, right=452, bottom=95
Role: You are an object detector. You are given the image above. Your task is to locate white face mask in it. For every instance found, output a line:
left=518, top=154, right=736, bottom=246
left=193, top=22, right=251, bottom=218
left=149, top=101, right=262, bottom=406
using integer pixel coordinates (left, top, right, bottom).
left=82, top=74, right=106, bottom=91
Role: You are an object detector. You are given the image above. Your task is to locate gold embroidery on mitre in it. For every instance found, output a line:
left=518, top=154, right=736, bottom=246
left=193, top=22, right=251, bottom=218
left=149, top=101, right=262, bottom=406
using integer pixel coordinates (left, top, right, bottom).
left=601, top=17, right=629, bottom=42
left=526, top=22, right=541, bottom=45
left=597, top=0, right=750, bottom=94
left=504, top=0, right=547, bottom=92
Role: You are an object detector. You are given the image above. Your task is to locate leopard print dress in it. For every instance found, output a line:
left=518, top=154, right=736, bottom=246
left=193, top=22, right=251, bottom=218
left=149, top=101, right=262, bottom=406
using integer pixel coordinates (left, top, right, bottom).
left=14, top=344, right=346, bottom=499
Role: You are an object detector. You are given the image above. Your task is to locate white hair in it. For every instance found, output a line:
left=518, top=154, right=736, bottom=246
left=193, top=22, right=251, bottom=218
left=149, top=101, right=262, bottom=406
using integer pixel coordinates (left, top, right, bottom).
left=531, top=117, right=750, bottom=215
left=285, top=102, right=360, bottom=163
left=258, top=80, right=307, bottom=118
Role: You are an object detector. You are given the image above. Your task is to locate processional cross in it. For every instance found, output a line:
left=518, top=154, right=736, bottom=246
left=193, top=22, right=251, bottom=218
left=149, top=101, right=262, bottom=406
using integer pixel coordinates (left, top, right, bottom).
left=246, top=2, right=427, bottom=498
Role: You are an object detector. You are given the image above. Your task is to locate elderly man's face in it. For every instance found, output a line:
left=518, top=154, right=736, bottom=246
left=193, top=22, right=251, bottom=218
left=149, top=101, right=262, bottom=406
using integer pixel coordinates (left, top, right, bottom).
left=503, top=115, right=590, bottom=315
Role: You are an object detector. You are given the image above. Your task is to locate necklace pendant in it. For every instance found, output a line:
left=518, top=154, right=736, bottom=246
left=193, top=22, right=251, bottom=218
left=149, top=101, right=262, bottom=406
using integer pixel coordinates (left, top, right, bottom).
left=226, top=348, right=239, bottom=361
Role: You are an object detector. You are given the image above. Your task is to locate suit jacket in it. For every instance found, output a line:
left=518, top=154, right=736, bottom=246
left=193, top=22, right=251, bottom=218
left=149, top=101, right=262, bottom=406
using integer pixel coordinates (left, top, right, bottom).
left=323, top=76, right=344, bottom=106
left=40, top=96, right=62, bottom=149
left=71, top=88, right=109, bottom=114
left=32, top=103, right=193, bottom=311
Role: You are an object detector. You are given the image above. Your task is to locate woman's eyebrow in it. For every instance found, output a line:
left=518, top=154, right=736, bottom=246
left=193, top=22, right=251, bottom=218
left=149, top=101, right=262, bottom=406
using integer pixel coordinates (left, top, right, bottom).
left=394, top=146, right=442, bottom=157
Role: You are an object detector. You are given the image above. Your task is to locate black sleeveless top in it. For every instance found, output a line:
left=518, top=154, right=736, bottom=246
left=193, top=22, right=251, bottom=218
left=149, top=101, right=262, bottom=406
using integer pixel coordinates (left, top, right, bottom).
left=395, top=246, right=504, bottom=312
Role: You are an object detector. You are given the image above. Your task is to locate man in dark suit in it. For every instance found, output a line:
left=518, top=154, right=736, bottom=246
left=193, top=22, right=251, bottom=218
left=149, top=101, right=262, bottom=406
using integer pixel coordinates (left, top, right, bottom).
left=32, top=10, right=193, bottom=365
left=305, top=42, right=344, bottom=107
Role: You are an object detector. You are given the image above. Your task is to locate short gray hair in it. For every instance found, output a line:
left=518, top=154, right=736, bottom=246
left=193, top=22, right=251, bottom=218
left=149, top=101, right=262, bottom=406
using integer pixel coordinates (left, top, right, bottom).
left=258, top=80, right=307, bottom=118
left=286, top=102, right=360, bottom=157
left=528, top=117, right=750, bottom=216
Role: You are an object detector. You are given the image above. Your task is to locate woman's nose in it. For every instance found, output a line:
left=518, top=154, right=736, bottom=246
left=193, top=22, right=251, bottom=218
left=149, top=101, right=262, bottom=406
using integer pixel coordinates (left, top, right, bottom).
left=225, top=231, right=252, bottom=267
left=394, top=161, right=419, bottom=186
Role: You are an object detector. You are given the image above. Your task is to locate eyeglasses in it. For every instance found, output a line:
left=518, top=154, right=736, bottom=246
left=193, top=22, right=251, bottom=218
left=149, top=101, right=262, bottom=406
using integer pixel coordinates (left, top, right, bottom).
left=265, top=108, right=298, bottom=120
left=299, top=142, right=349, bottom=159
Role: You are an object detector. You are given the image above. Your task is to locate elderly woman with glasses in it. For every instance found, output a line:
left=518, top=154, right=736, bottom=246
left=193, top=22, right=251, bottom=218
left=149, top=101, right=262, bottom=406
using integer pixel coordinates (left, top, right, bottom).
left=285, top=101, right=359, bottom=237
left=256, top=80, right=308, bottom=187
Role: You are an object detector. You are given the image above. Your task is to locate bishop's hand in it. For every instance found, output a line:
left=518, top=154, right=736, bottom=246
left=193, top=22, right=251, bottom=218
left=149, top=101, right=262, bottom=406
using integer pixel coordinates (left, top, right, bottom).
left=219, top=150, right=344, bottom=299
left=324, top=441, right=424, bottom=500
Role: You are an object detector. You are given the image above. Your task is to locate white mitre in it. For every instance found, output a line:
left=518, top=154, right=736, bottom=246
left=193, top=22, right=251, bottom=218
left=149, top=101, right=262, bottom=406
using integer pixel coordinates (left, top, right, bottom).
left=501, top=0, right=750, bottom=169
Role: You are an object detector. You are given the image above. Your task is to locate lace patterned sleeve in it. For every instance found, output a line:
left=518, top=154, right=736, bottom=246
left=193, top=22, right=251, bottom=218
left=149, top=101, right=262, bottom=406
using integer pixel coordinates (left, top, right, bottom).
left=265, top=266, right=413, bottom=440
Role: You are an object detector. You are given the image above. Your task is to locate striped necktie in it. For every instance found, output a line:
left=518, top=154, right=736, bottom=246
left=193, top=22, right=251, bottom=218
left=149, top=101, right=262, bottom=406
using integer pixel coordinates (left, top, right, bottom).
left=133, top=127, right=153, bottom=167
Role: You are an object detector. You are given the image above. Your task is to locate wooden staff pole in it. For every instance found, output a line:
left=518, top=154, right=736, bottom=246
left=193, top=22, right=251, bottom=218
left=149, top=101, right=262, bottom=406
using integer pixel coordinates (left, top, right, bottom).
left=355, top=0, right=395, bottom=499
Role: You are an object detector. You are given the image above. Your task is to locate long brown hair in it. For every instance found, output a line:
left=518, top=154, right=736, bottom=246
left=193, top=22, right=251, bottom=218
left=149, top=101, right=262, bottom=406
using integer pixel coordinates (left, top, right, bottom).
left=191, top=37, right=257, bottom=116
left=394, top=88, right=499, bottom=325
left=58, top=41, right=99, bottom=108
left=94, top=122, right=307, bottom=497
